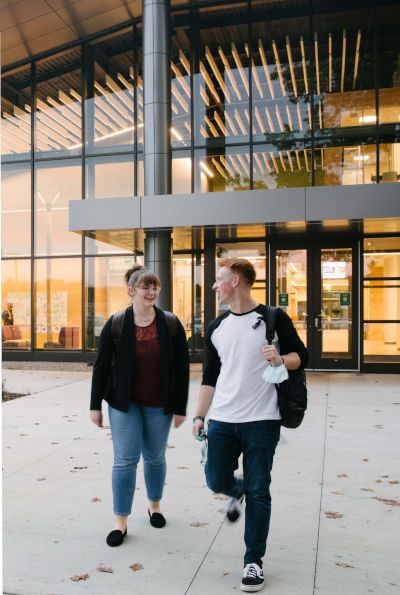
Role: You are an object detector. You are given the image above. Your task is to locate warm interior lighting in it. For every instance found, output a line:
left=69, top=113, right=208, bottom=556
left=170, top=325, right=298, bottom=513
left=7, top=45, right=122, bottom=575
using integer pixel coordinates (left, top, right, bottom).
left=328, top=33, right=332, bottom=92
left=254, top=106, right=265, bottom=134
left=205, top=115, right=219, bottom=137
left=171, top=81, right=189, bottom=112
left=214, top=111, right=226, bottom=135
left=205, top=46, right=230, bottom=102
left=234, top=109, right=247, bottom=135
left=285, top=105, right=294, bottom=131
left=304, top=149, right=309, bottom=171
left=278, top=151, right=287, bottom=171
left=300, top=37, right=309, bottom=95
left=199, top=161, right=214, bottom=177
left=258, top=39, right=274, bottom=99
left=265, top=107, right=275, bottom=133
left=341, top=29, right=347, bottom=93
left=251, top=59, right=263, bottom=98
left=179, top=50, right=191, bottom=76
left=212, top=157, right=228, bottom=179
left=287, top=151, right=294, bottom=172
left=296, top=103, right=303, bottom=131
left=231, top=42, right=249, bottom=95
left=200, top=61, right=221, bottom=104
left=295, top=150, right=302, bottom=170
left=224, top=111, right=238, bottom=135
left=354, top=155, right=369, bottom=161
left=171, top=127, right=183, bottom=141
left=218, top=46, right=241, bottom=100
left=272, top=40, right=286, bottom=96
left=275, top=105, right=284, bottom=132
left=262, top=152, right=272, bottom=173
left=220, top=155, right=235, bottom=177
left=314, top=33, right=320, bottom=96
left=353, top=29, right=361, bottom=90
left=270, top=152, right=279, bottom=173
left=359, top=115, right=376, bottom=123
left=286, top=36, right=298, bottom=97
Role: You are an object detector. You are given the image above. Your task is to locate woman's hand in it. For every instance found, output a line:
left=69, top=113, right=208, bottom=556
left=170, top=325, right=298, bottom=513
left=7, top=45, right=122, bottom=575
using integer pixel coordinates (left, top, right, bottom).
left=261, top=343, right=283, bottom=367
left=173, top=414, right=186, bottom=428
left=90, top=410, right=103, bottom=427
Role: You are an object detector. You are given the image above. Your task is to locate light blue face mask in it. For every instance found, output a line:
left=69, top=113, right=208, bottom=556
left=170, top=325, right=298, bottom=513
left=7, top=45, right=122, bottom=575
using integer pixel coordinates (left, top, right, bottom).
left=262, top=362, right=289, bottom=384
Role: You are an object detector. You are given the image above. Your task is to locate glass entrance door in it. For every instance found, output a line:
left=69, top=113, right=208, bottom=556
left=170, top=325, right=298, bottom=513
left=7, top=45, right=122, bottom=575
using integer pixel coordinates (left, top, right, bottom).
left=273, top=245, right=359, bottom=370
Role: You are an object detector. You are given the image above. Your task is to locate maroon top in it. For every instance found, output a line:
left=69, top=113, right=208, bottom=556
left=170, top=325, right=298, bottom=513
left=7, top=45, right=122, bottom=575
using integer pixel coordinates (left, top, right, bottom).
left=132, top=319, right=164, bottom=407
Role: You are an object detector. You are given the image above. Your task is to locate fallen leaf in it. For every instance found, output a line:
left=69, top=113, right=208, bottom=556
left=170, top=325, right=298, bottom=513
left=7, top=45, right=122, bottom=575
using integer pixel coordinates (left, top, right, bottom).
left=374, top=425, right=383, bottom=429
left=374, top=497, right=400, bottom=507
left=375, top=409, right=381, bottom=412
left=335, top=562, right=355, bottom=568
left=337, top=474, right=348, bottom=478
left=389, top=480, right=399, bottom=485
left=360, top=488, right=373, bottom=492
left=91, top=497, right=101, bottom=503
left=103, top=425, right=110, bottom=429
left=62, top=416, right=69, bottom=418
left=325, top=511, right=343, bottom=519
left=73, top=437, right=80, bottom=440
left=392, top=403, right=400, bottom=405
left=362, top=458, right=369, bottom=462
left=70, top=470, right=77, bottom=473
left=34, top=422, right=40, bottom=425
left=329, top=415, right=338, bottom=418
left=190, top=521, right=209, bottom=527
left=51, top=442, right=59, bottom=445
left=331, top=491, right=344, bottom=495
left=381, top=475, right=389, bottom=478
left=19, top=434, right=28, bottom=436
left=167, top=445, right=175, bottom=449
left=70, top=574, right=89, bottom=581
left=214, top=495, right=228, bottom=500
left=376, top=479, right=382, bottom=483
left=97, top=567, right=113, bottom=573
left=73, top=466, right=88, bottom=470
left=36, top=477, right=46, bottom=481
left=223, top=572, right=229, bottom=576
left=130, top=563, right=143, bottom=571
left=177, top=466, right=189, bottom=469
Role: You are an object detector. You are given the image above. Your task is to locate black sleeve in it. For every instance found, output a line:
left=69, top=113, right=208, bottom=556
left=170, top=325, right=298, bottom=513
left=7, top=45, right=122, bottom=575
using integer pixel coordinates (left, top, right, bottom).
left=276, top=308, right=309, bottom=369
left=201, top=320, right=222, bottom=387
left=172, top=317, right=190, bottom=415
left=90, top=316, right=113, bottom=410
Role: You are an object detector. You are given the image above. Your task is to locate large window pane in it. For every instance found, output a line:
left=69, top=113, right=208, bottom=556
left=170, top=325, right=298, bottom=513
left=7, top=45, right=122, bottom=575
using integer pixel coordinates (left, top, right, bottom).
left=312, top=7, right=375, bottom=135
left=379, top=142, right=400, bottom=183
left=35, top=49, right=82, bottom=158
left=1, top=163, right=31, bottom=257
left=85, top=255, right=139, bottom=349
left=378, top=5, right=400, bottom=125
left=194, top=4, right=249, bottom=146
left=172, top=151, right=192, bottom=194
left=1, top=65, right=31, bottom=162
left=85, top=29, right=135, bottom=155
left=276, top=249, right=307, bottom=346
left=253, top=142, right=312, bottom=188
left=35, top=258, right=81, bottom=349
left=364, top=237, right=400, bottom=277
left=363, top=323, right=400, bottom=363
left=86, top=155, right=135, bottom=199
left=252, top=4, right=311, bottom=142
left=171, top=11, right=191, bottom=148
left=173, top=255, right=192, bottom=338
left=1, top=260, right=31, bottom=350
left=35, top=160, right=82, bottom=255
left=195, top=146, right=251, bottom=192
left=314, top=141, right=376, bottom=186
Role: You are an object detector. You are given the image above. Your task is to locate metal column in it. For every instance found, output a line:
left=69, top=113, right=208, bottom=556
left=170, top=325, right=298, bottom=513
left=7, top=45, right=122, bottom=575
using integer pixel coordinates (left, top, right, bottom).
left=143, top=0, right=172, bottom=310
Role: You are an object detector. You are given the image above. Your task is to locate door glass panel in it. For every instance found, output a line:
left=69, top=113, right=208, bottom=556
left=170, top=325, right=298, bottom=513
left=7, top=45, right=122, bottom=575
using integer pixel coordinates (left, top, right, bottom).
left=216, top=242, right=266, bottom=315
left=275, top=250, right=307, bottom=346
left=320, top=249, right=352, bottom=358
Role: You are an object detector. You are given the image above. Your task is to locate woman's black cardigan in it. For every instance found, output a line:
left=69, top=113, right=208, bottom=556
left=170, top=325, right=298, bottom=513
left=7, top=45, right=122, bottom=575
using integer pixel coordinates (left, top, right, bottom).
left=90, top=306, right=189, bottom=415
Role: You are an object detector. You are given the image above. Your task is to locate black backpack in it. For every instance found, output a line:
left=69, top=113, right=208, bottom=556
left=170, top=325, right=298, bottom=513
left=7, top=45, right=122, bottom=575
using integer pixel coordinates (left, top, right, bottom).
left=263, top=306, right=307, bottom=429
left=110, top=309, right=178, bottom=387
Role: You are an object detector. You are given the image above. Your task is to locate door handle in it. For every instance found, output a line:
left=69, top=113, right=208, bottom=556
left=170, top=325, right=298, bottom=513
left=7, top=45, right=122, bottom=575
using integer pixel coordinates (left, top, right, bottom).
left=314, top=314, right=323, bottom=331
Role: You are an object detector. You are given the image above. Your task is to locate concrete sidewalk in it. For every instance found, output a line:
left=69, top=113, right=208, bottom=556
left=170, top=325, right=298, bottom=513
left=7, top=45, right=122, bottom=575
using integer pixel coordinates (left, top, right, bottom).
left=2, top=368, right=400, bottom=595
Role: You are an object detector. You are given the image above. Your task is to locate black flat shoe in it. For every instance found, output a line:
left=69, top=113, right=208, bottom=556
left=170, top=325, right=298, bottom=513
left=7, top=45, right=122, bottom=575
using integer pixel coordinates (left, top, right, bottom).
left=148, top=509, right=166, bottom=528
left=106, top=528, right=127, bottom=547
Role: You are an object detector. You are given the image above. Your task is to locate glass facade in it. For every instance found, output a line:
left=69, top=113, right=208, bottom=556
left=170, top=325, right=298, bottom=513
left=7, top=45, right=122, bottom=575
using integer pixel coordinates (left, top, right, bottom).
left=1, top=1, right=399, bottom=368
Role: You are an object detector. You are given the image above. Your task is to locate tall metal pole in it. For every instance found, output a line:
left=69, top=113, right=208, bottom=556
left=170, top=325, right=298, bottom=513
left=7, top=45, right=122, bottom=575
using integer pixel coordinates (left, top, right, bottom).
left=143, top=0, right=172, bottom=310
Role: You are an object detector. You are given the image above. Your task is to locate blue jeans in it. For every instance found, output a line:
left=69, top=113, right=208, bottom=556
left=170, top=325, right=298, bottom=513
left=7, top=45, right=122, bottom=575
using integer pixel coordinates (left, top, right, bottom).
left=205, top=419, right=280, bottom=567
left=108, top=403, right=173, bottom=516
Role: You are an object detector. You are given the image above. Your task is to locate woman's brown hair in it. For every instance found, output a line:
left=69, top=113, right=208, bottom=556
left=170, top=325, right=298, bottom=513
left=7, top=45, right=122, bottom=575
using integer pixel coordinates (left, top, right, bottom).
left=125, top=264, right=161, bottom=289
left=217, top=258, right=256, bottom=287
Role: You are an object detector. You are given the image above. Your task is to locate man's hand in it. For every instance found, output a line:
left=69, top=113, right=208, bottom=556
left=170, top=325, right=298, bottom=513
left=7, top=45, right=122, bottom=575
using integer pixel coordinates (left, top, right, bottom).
left=261, top=343, right=283, bottom=367
left=192, top=418, right=205, bottom=438
left=173, top=414, right=186, bottom=428
left=90, top=410, right=103, bottom=427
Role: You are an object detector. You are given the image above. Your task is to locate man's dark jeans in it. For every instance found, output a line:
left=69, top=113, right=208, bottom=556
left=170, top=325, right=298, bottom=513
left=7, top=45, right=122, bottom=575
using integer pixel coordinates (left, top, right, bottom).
left=205, top=419, right=281, bottom=567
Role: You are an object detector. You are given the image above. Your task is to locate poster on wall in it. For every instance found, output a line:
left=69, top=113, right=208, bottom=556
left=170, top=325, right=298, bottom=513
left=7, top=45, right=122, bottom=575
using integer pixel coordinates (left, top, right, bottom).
left=6, top=292, right=30, bottom=325
left=322, top=261, right=346, bottom=279
left=36, top=291, right=68, bottom=332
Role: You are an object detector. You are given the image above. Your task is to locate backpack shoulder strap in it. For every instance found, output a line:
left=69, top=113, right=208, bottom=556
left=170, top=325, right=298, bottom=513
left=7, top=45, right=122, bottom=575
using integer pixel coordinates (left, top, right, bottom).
left=163, top=310, right=178, bottom=338
left=111, top=310, right=125, bottom=343
left=264, top=305, right=278, bottom=345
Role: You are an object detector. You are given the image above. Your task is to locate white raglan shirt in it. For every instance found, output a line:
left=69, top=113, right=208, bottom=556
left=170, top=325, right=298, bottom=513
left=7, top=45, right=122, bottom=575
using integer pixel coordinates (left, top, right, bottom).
left=209, top=308, right=281, bottom=423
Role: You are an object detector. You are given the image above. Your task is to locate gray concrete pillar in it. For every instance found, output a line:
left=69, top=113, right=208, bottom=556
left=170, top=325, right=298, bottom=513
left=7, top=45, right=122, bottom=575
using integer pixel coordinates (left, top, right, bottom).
left=143, top=0, right=172, bottom=310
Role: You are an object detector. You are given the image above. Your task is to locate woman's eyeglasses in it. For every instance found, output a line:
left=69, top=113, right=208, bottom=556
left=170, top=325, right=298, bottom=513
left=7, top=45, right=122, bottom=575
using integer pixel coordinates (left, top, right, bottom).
left=136, top=285, right=161, bottom=293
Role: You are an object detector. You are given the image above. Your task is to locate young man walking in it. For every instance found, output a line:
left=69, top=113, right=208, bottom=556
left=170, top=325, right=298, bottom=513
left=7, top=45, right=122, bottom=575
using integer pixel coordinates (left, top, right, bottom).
left=192, top=258, right=308, bottom=592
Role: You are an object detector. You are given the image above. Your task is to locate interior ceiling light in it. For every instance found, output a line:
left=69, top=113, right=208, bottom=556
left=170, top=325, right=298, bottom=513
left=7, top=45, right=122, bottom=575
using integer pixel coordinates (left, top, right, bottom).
left=199, top=161, right=213, bottom=177
left=272, top=40, right=286, bottom=96
left=258, top=39, right=275, bottom=99
left=353, top=29, right=362, bottom=90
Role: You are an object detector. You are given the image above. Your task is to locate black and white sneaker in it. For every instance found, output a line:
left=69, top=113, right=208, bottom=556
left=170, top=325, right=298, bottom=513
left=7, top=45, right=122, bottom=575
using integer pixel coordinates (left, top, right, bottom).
left=240, top=563, right=264, bottom=592
left=225, top=494, right=244, bottom=522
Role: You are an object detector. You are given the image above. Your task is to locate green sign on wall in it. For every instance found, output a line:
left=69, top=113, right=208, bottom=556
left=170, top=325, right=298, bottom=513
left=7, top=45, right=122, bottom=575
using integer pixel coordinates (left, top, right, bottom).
left=278, top=293, right=289, bottom=306
left=340, top=292, right=351, bottom=307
